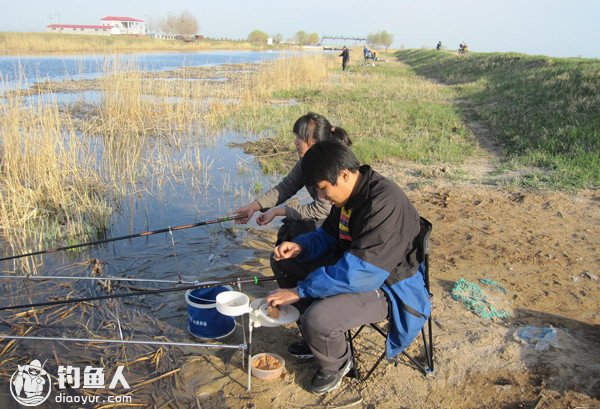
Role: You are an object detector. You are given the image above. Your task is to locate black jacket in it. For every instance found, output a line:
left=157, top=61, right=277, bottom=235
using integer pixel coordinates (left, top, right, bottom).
left=339, top=49, right=350, bottom=62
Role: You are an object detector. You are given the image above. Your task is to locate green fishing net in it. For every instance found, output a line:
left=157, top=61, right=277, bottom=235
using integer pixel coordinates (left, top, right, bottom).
left=451, top=278, right=510, bottom=319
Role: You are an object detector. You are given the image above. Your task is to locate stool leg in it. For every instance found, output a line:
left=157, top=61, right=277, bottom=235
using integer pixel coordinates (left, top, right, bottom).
left=346, top=330, right=360, bottom=380
left=364, top=350, right=386, bottom=381
left=427, top=318, right=434, bottom=372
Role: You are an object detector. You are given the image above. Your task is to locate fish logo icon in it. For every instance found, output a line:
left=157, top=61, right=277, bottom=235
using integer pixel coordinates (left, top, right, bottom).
left=10, top=359, right=52, bottom=406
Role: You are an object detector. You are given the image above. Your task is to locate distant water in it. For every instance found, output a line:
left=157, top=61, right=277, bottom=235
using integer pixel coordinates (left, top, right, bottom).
left=0, top=50, right=297, bottom=90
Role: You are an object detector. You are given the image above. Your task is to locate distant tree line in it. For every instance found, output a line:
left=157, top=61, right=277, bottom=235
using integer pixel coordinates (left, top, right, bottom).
left=294, top=31, right=319, bottom=45
left=247, top=29, right=320, bottom=45
left=148, top=11, right=199, bottom=37
left=367, top=31, right=394, bottom=51
left=246, top=29, right=393, bottom=48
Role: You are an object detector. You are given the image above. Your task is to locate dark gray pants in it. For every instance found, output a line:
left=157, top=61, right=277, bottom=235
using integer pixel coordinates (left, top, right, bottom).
left=271, top=254, right=389, bottom=375
left=275, top=218, right=317, bottom=246
left=301, top=290, right=388, bottom=374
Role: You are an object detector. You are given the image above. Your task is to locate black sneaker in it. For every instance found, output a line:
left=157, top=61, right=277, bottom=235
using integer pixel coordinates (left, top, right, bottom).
left=309, top=359, right=353, bottom=395
left=288, top=340, right=314, bottom=360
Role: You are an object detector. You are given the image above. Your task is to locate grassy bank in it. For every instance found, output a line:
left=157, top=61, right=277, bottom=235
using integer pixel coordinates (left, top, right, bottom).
left=0, top=32, right=278, bottom=54
left=395, top=49, right=600, bottom=189
left=229, top=53, right=476, bottom=174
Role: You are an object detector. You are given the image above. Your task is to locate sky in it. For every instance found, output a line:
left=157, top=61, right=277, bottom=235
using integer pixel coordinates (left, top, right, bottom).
left=1, top=0, right=599, bottom=58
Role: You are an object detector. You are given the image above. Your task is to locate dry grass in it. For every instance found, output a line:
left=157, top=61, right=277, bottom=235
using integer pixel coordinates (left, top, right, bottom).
left=0, top=32, right=268, bottom=54
left=0, top=83, right=111, bottom=272
left=203, top=54, right=336, bottom=136
left=252, top=54, right=334, bottom=96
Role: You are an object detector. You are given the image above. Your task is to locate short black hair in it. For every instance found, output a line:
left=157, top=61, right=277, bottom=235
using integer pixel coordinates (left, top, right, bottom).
left=301, top=140, right=360, bottom=187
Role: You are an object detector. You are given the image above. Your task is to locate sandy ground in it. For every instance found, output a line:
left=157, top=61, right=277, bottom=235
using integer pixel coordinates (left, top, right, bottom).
left=219, top=174, right=599, bottom=409
left=2, top=141, right=599, bottom=409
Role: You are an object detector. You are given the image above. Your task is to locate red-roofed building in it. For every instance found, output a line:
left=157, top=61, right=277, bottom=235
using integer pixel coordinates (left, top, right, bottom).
left=46, top=16, right=146, bottom=36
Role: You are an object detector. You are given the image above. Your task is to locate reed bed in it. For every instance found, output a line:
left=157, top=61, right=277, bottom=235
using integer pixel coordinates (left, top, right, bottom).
left=0, top=32, right=265, bottom=54
left=0, top=53, right=334, bottom=268
left=0, top=83, right=111, bottom=273
left=252, top=54, right=334, bottom=97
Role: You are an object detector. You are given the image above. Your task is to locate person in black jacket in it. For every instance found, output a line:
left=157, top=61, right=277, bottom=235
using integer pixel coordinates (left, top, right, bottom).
left=339, top=46, right=350, bottom=71
left=266, top=140, right=430, bottom=394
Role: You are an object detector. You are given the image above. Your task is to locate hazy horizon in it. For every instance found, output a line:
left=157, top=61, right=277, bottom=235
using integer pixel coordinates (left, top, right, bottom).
left=1, top=0, right=599, bottom=59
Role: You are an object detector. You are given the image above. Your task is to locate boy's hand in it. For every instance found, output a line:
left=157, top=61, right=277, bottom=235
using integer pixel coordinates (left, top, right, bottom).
left=273, top=241, right=301, bottom=261
left=266, top=288, right=300, bottom=306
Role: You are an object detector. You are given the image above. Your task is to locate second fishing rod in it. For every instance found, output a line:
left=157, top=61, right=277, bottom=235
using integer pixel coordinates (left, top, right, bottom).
left=0, top=274, right=283, bottom=312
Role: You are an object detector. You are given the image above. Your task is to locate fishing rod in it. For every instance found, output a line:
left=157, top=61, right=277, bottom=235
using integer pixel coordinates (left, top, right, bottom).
left=0, top=275, right=197, bottom=285
left=0, top=215, right=244, bottom=262
left=0, top=275, right=280, bottom=312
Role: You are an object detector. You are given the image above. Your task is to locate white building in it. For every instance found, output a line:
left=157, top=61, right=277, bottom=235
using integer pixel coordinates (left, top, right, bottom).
left=100, top=16, right=146, bottom=35
left=46, top=24, right=118, bottom=36
left=46, top=16, right=145, bottom=36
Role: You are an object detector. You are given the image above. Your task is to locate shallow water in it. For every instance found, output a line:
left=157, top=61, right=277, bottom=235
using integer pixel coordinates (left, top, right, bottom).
left=0, top=50, right=303, bottom=298
left=0, top=50, right=297, bottom=91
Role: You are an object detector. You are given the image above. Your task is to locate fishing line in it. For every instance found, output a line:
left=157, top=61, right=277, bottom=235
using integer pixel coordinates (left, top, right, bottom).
left=0, top=275, right=196, bottom=285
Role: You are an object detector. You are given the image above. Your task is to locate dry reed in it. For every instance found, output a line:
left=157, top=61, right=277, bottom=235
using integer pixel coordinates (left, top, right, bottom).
left=0, top=53, right=334, bottom=270
left=0, top=32, right=266, bottom=54
left=0, top=80, right=111, bottom=272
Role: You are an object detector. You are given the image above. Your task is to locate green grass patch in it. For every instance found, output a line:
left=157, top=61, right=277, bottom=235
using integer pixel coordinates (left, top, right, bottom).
left=230, top=57, right=476, bottom=173
left=396, top=49, right=600, bottom=189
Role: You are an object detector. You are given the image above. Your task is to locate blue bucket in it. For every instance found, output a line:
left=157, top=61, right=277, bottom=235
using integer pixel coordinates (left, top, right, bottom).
left=186, top=285, right=236, bottom=339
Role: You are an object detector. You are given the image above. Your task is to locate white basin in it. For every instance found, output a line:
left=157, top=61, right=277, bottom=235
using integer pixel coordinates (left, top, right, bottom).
left=216, top=291, right=250, bottom=316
